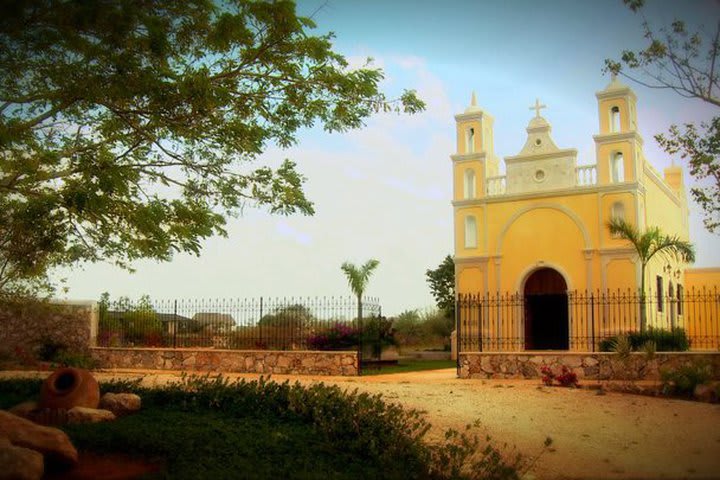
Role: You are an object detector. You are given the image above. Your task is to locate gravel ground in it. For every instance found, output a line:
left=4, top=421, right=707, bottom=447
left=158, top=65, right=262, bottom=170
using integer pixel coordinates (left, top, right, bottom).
left=3, top=368, right=719, bottom=480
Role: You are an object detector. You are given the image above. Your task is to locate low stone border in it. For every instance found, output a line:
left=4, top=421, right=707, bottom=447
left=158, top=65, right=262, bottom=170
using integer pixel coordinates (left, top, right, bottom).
left=91, top=347, right=359, bottom=376
left=458, top=351, right=720, bottom=380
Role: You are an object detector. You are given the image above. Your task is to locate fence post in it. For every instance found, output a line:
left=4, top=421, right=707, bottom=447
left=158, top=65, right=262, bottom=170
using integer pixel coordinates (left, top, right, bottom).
left=173, top=300, right=178, bottom=349
left=590, top=292, right=595, bottom=352
left=259, top=296, right=263, bottom=348
left=455, top=295, right=461, bottom=377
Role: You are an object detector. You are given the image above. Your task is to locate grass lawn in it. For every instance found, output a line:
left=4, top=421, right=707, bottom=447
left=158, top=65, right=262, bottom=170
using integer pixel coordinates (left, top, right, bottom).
left=362, top=359, right=456, bottom=376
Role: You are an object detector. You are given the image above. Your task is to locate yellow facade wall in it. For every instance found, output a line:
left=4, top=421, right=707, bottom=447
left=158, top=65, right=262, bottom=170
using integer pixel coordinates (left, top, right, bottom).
left=450, top=78, right=716, bottom=352
left=494, top=206, right=587, bottom=292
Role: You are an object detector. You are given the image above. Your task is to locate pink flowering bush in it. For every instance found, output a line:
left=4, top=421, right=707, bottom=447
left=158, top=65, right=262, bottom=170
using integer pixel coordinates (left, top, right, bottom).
left=307, top=323, right=360, bottom=350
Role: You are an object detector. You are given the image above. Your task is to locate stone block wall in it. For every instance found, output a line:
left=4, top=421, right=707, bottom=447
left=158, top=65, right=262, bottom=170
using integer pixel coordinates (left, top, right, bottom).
left=92, top=347, right=359, bottom=376
left=459, top=352, right=720, bottom=380
left=0, top=299, right=98, bottom=359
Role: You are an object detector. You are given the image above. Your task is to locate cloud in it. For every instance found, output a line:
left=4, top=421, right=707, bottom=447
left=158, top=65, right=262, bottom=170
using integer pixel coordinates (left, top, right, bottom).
left=275, top=221, right=313, bottom=246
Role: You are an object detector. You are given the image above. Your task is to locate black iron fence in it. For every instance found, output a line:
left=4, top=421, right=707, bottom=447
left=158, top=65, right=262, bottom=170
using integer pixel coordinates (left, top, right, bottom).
left=97, top=296, right=382, bottom=353
left=457, top=286, right=720, bottom=352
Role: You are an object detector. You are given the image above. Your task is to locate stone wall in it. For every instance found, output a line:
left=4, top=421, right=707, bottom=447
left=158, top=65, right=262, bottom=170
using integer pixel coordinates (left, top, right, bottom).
left=0, top=299, right=98, bottom=359
left=92, top=347, right=359, bottom=376
left=459, top=352, right=720, bottom=380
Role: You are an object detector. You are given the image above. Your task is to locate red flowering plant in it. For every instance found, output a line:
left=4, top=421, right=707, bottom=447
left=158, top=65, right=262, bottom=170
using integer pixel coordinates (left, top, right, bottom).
left=540, top=365, right=579, bottom=388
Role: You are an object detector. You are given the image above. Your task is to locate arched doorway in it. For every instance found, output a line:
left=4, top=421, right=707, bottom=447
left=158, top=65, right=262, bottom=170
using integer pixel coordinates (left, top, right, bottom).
left=524, top=268, right=569, bottom=350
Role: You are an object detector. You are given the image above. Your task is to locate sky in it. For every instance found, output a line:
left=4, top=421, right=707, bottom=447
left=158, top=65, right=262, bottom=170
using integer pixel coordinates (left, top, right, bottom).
left=58, top=0, right=720, bottom=315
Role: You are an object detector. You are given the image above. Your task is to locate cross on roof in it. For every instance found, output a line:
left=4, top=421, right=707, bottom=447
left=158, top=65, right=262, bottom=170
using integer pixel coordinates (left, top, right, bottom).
left=529, top=98, right=546, bottom=118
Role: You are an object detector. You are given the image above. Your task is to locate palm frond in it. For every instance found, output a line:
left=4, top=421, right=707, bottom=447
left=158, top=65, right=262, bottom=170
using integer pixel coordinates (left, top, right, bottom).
left=341, top=259, right=380, bottom=297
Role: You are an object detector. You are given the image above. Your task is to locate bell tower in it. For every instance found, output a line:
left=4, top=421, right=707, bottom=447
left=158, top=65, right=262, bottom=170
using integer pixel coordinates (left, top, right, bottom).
left=451, top=92, right=498, bottom=202
left=593, top=75, right=644, bottom=186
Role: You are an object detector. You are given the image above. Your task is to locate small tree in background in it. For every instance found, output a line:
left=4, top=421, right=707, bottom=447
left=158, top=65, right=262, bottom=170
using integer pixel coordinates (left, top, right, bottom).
left=340, top=259, right=380, bottom=322
left=426, top=255, right=455, bottom=320
left=607, top=218, right=695, bottom=331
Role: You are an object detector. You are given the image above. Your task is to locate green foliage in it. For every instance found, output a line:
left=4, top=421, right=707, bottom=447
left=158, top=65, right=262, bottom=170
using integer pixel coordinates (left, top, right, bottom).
left=53, top=350, right=98, bottom=370
left=361, top=316, right=397, bottom=357
left=340, top=259, right=380, bottom=300
left=426, top=255, right=456, bottom=319
left=259, top=304, right=315, bottom=330
left=392, top=308, right=454, bottom=350
left=0, top=2, right=424, bottom=296
left=641, top=340, right=657, bottom=360
left=36, top=338, right=68, bottom=362
left=656, top=117, right=720, bottom=233
left=661, top=360, right=712, bottom=397
left=609, top=334, right=632, bottom=361
left=605, top=2, right=719, bottom=233
left=307, top=323, right=359, bottom=351
left=340, top=258, right=380, bottom=321
left=0, top=375, right=531, bottom=479
left=393, top=309, right=424, bottom=346
left=606, top=218, right=695, bottom=330
left=599, top=328, right=690, bottom=353
left=0, top=378, right=43, bottom=409
left=98, top=294, right=164, bottom=347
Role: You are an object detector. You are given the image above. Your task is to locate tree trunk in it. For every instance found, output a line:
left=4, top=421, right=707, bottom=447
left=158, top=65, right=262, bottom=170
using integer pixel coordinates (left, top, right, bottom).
left=639, top=263, right=647, bottom=332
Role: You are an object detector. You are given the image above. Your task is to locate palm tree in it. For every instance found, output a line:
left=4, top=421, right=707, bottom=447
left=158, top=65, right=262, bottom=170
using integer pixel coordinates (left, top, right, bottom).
left=607, top=218, right=695, bottom=331
left=340, top=259, right=380, bottom=322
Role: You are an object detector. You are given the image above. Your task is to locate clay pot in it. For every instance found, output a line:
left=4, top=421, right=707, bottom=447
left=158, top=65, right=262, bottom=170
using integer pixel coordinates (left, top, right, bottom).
left=39, top=367, right=100, bottom=410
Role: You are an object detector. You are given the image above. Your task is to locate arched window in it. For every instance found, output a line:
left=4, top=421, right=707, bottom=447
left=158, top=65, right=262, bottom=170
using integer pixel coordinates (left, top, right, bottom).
left=463, top=169, right=476, bottom=199
left=610, top=202, right=625, bottom=238
left=610, top=106, right=621, bottom=132
left=611, top=201, right=625, bottom=221
left=465, top=128, right=475, bottom=154
left=464, top=216, right=477, bottom=248
left=611, top=152, right=624, bottom=183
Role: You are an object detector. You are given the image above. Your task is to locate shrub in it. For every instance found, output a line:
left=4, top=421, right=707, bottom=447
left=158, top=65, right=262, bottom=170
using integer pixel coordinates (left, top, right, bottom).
left=361, top=316, right=397, bottom=357
left=392, top=308, right=452, bottom=351
left=53, top=350, right=99, bottom=369
left=599, top=327, right=690, bottom=352
left=307, top=323, right=360, bottom=350
left=661, top=360, right=712, bottom=397
left=36, top=338, right=68, bottom=362
left=540, top=365, right=579, bottom=388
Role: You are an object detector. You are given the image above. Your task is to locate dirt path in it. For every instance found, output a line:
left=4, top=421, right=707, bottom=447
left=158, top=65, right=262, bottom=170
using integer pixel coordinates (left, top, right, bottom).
left=4, top=369, right=720, bottom=479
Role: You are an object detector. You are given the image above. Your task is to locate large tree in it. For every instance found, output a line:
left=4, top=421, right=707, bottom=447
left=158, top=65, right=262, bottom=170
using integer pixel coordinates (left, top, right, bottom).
left=425, top=254, right=455, bottom=320
left=607, top=218, right=695, bottom=331
left=605, top=0, right=719, bottom=233
left=0, top=1, right=424, bottom=296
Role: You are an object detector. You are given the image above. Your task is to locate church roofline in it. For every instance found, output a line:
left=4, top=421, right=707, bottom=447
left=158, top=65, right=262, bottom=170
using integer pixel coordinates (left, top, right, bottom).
left=451, top=152, right=488, bottom=162
left=593, top=131, right=644, bottom=145
left=595, top=87, right=637, bottom=101
left=454, top=111, right=493, bottom=122
left=451, top=181, right=642, bottom=206
left=504, top=148, right=578, bottom=163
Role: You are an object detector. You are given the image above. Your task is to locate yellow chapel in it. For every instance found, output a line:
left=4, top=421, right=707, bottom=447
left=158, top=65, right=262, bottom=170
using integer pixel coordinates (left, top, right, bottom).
left=451, top=76, right=719, bottom=351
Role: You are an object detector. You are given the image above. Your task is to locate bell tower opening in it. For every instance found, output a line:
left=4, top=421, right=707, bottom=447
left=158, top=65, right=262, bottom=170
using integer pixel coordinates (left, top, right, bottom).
left=523, top=267, right=569, bottom=350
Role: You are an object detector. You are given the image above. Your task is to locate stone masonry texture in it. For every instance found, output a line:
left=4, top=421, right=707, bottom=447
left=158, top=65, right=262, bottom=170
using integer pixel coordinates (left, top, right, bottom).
left=91, top=348, right=359, bottom=376
left=459, top=352, right=720, bottom=380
